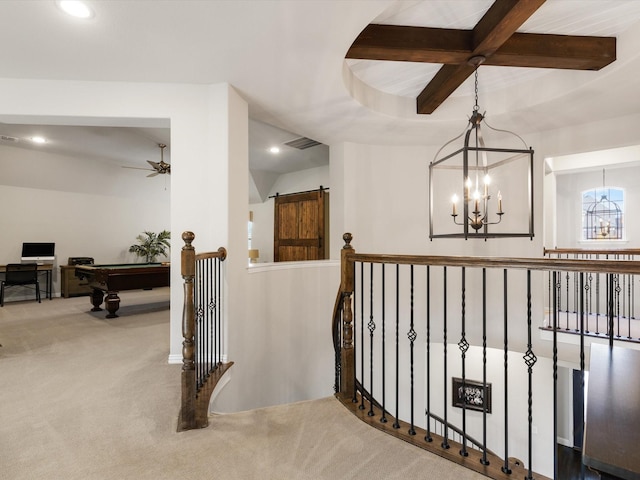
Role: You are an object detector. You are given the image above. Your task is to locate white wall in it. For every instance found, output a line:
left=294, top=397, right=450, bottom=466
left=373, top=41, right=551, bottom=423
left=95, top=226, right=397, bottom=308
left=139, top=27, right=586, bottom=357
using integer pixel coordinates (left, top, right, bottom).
left=215, top=261, right=339, bottom=413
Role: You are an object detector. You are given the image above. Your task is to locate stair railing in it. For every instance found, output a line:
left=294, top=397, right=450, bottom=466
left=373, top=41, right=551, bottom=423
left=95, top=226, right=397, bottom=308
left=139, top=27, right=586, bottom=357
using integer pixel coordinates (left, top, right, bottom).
left=544, top=248, right=640, bottom=342
left=178, top=231, right=232, bottom=431
left=333, top=233, right=640, bottom=480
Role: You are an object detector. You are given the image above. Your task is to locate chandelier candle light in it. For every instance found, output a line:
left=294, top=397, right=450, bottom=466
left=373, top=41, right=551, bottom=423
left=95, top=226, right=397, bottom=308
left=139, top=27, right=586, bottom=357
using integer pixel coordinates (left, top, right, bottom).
left=429, top=56, right=534, bottom=240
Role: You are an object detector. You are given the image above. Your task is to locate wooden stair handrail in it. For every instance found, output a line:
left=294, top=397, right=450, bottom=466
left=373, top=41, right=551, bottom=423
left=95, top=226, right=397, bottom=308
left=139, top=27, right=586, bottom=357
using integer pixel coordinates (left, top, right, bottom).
left=344, top=252, right=640, bottom=275
left=544, top=247, right=640, bottom=256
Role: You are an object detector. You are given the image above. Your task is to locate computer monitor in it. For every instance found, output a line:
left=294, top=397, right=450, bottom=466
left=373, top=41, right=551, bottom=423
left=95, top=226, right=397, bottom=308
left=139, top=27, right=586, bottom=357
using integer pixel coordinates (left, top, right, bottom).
left=21, top=242, right=56, bottom=264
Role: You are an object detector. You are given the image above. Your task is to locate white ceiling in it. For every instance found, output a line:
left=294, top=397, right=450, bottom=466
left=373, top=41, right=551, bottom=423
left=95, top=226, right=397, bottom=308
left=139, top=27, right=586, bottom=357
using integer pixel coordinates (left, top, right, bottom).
left=0, top=0, right=639, bottom=175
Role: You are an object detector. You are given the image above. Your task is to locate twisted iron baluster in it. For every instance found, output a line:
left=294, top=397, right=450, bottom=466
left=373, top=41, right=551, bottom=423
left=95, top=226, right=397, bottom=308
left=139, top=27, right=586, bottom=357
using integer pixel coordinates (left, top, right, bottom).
left=480, top=268, right=489, bottom=466
left=408, top=265, right=417, bottom=435
left=458, top=267, right=469, bottom=457
left=523, top=270, right=537, bottom=480
left=368, top=263, right=375, bottom=417
left=442, top=266, right=450, bottom=450
left=425, top=266, right=433, bottom=443
left=502, top=269, right=511, bottom=474
left=380, top=264, right=387, bottom=424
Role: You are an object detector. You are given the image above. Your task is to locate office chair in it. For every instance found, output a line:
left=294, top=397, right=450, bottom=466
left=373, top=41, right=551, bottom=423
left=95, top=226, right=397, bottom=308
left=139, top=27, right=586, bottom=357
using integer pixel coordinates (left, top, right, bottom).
left=0, top=263, right=41, bottom=307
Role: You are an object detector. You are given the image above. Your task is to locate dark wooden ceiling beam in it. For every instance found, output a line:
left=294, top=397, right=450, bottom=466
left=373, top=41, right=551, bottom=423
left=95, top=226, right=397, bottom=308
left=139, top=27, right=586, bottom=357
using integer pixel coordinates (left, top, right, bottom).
left=417, top=0, right=546, bottom=114
left=346, top=0, right=617, bottom=114
left=346, top=25, right=472, bottom=64
left=417, top=64, right=477, bottom=116
left=471, top=0, right=547, bottom=56
left=346, top=26, right=616, bottom=71
left=488, top=33, right=616, bottom=70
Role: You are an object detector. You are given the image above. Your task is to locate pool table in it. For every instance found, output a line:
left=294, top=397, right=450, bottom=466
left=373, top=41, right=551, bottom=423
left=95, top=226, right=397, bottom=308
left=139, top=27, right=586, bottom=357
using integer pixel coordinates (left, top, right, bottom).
left=75, top=263, right=170, bottom=318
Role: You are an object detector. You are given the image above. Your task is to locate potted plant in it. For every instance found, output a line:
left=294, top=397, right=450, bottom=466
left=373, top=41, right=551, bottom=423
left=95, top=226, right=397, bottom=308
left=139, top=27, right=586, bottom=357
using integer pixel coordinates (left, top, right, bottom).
left=128, top=230, right=171, bottom=263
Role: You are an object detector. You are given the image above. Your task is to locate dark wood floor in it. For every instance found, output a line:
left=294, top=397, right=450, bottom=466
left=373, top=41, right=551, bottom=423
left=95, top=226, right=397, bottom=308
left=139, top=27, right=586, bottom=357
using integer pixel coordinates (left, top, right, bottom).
left=558, top=445, right=600, bottom=480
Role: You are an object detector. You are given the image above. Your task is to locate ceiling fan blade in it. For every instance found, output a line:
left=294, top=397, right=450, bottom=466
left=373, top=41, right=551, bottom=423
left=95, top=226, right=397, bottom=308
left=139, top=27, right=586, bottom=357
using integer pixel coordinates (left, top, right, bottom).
left=123, top=165, right=154, bottom=171
left=147, top=171, right=160, bottom=178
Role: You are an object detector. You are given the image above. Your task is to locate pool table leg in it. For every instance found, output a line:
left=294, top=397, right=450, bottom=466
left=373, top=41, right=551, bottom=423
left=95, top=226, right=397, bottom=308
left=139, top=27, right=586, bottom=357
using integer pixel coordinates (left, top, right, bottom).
left=105, top=292, right=120, bottom=318
left=90, top=288, right=104, bottom=311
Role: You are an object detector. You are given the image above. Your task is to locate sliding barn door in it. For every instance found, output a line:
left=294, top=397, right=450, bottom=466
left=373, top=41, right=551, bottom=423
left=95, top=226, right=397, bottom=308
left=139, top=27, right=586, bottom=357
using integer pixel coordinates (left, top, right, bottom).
left=274, top=189, right=328, bottom=262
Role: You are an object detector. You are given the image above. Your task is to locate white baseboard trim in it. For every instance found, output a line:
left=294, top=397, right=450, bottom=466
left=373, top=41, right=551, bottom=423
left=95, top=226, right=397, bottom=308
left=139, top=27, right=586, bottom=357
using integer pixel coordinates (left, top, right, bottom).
left=557, top=437, right=573, bottom=447
left=167, top=354, right=182, bottom=364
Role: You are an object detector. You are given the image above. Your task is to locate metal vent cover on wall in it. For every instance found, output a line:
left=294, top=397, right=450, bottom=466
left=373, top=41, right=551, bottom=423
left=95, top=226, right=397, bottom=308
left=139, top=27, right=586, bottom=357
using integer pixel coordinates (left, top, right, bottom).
left=284, top=137, right=321, bottom=150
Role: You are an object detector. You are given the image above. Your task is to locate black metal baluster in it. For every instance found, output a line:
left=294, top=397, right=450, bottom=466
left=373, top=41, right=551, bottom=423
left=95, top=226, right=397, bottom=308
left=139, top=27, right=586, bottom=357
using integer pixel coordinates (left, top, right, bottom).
left=579, top=272, right=586, bottom=480
left=553, top=271, right=559, bottom=480
left=481, top=268, right=489, bottom=466
left=524, top=269, right=537, bottom=480
left=574, top=258, right=579, bottom=331
left=368, top=263, right=375, bottom=417
left=565, top=258, right=570, bottom=331
left=626, top=269, right=632, bottom=339
left=204, top=258, right=209, bottom=375
left=208, top=258, right=213, bottom=370
left=632, top=263, right=636, bottom=322
left=381, top=264, right=387, bottom=424
left=459, top=267, right=469, bottom=457
left=216, top=256, right=221, bottom=365
left=580, top=272, right=585, bottom=376
left=595, top=256, right=601, bottom=334
left=547, top=259, right=551, bottom=329
left=608, top=273, right=615, bottom=347
left=502, top=269, right=511, bottom=475
left=623, top=265, right=630, bottom=338
left=359, top=262, right=365, bottom=410
left=393, top=264, right=400, bottom=429
left=425, top=265, right=433, bottom=443
left=586, top=268, right=592, bottom=334
left=198, top=259, right=204, bottom=387
left=442, top=266, right=450, bottom=450
left=408, top=265, right=417, bottom=435
left=352, top=261, right=358, bottom=404
left=215, top=257, right=219, bottom=366
left=615, top=274, right=621, bottom=338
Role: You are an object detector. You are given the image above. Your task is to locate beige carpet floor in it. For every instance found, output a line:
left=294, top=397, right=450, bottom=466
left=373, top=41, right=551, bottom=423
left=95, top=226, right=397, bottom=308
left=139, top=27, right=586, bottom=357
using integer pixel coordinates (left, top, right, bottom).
left=0, top=289, right=486, bottom=480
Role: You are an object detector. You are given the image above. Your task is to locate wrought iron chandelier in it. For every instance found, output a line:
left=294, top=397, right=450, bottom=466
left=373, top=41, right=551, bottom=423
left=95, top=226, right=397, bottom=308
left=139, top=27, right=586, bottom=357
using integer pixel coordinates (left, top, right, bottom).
left=584, top=169, right=622, bottom=240
left=429, top=57, right=534, bottom=240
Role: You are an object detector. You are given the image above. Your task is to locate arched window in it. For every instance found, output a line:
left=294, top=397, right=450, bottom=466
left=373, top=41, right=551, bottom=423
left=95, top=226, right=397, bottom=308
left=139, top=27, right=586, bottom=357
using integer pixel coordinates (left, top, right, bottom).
left=582, top=186, right=624, bottom=240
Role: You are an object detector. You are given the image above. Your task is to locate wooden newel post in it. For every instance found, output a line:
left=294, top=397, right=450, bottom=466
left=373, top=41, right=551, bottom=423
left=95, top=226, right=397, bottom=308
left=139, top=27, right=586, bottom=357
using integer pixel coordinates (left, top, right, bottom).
left=341, top=232, right=356, bottom=397
left=179, top=230, right=196, bottom=430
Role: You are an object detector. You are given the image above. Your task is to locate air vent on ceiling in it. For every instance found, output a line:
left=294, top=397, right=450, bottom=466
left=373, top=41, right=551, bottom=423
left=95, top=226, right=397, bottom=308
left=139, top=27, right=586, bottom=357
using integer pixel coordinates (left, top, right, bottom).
left=284, top=137, right=321, bottom=150
left=0, top=135, right=19, bottom=142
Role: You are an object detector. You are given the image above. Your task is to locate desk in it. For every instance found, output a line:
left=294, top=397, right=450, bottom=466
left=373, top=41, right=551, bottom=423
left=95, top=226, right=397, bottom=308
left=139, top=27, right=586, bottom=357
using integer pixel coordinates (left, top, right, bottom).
left=75, top=263, right=170, bottom=318
left=0, top=264, right=53, bottom=300
left=583, top=344, right=640, bottom=480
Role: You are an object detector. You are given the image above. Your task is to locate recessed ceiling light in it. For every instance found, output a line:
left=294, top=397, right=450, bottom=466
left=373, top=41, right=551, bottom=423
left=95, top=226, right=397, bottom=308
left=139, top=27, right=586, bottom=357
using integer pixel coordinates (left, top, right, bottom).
left=269, top=146, right=280, bottom=154
left=57, top=1, right=94, bottom=19
left=31, top=136, right=47, bottom=144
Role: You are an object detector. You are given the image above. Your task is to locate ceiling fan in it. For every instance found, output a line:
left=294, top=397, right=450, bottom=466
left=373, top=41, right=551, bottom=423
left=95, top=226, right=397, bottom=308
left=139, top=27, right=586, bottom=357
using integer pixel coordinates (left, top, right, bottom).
left=123, top=143, right=171, bottom=177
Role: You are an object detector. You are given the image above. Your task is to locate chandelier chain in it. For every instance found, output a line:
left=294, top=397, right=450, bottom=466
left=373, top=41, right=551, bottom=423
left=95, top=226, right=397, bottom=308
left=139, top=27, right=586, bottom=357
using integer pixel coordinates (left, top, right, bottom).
left=474, top=68, right=479, bottom=112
